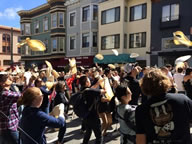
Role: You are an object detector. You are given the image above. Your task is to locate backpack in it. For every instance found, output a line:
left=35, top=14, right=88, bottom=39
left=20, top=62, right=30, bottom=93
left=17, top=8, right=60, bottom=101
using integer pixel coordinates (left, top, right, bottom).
left=69, top=88, right=96, bottom=119
left=116, top=105, right=137, bottom=131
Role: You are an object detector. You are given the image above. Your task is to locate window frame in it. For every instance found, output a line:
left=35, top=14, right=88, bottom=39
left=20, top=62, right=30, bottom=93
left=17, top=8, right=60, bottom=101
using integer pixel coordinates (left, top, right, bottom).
left=43, top=17, right=49, bottom=32
left=82, top=33, right=90, bottom=48
left=58, top=12, right=64, bottom=28
left=52, top=38, right=57, bottom=52
left=101, top=34, right=120, bottom=50
left=59, top=37, right=65, bottom=52
left=130, top=3, right=147, bottom=21
left=124, top=6, right=128, bottom=22
left=34, top=20, right=39, bottom=34
left=101, top=7, right=120, bottom=25
left=124, top=34, right=127, bottom=49
left=51, top=13, right=57, bottom=28
left=2, top=34, right=11, bottom=53
left=82, top=6, right=90, bottom=22
left=24, top=23, right=31, bottom=35
left=129, top=32, right=146, bottom=48
left=69, top=11, right=76, bottom=27
left=162, top=3, right=179, bottom=22
left=69, top=35, right=76, bottom=51
left=93, top=32, right=98, bottom=47
left=93, top=5, right=98, bottom=21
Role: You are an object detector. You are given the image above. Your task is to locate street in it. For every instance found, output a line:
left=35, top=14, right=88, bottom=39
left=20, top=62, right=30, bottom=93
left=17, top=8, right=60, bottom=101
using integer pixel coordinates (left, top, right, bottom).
left=46, top=111, right=120, bottom=144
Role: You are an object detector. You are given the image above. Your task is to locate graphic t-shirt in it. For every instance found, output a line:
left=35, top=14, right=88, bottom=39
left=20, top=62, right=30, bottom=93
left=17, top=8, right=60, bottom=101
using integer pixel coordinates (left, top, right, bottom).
left=136, top=93, right=192, bottom=144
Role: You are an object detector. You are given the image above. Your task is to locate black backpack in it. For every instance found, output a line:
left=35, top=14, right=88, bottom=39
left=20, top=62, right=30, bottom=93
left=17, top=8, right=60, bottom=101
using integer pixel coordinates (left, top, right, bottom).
left=69, top=88, right=96, bottom=119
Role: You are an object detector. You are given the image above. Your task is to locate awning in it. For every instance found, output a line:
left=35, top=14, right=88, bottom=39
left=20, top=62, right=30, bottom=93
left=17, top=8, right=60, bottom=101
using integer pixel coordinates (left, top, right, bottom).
left=94, top=54, right=135, bottom=64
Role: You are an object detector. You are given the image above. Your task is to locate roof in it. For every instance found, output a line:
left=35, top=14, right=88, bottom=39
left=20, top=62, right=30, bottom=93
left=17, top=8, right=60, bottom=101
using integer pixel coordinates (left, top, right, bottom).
left=17, top=3, right=50, bottom=16
left=0, top=25, right=20, bottom=32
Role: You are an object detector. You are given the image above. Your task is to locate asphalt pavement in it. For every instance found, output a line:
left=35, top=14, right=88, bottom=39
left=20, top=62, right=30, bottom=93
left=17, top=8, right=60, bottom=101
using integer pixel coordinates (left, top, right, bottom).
left=46, top=111, right=121, bottom=144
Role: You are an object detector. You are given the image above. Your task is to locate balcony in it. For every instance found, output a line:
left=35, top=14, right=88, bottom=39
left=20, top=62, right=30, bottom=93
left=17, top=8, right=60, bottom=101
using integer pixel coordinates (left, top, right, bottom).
left=160, top=15, right=180, bottom=29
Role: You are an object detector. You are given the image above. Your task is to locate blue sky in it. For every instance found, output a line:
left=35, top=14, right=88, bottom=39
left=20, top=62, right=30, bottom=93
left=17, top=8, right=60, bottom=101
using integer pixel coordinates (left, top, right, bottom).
left=0, top=0, right=47, bottom=28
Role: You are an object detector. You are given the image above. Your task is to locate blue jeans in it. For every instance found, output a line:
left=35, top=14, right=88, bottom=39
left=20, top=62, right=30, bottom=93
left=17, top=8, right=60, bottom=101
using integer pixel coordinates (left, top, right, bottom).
left=0, top=130, right=20, bottom=144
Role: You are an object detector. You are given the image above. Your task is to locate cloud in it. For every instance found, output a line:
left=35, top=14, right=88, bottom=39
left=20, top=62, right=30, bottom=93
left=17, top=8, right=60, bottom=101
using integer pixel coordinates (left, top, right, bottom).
left=0, top=6, right=23, bottom=20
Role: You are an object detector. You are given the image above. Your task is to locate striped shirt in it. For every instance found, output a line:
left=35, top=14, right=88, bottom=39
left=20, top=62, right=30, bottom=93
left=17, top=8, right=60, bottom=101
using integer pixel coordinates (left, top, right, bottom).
left=0, top=89, right=21, bottom=131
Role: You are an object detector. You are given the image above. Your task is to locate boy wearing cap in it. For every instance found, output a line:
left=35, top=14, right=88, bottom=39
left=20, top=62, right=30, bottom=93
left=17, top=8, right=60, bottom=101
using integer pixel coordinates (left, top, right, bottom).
left=123, top=63, right=142, bottom=105
left=0, top=74, right=21, bottom=144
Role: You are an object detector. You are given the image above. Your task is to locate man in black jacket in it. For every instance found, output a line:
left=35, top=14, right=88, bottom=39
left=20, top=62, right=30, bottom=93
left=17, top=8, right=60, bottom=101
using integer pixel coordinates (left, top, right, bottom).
left=79, top=75, right=105, bottom=144
left=123, top=63, right=142, bottom=105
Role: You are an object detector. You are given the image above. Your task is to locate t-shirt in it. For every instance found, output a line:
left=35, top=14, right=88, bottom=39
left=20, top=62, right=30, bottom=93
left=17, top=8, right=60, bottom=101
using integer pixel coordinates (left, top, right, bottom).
left=173, top=73, right=185, bottom=92
left=136, top=93, right=192, bottom=144
left=124, top=76, right=141, bottom=105
left=24, top=71, right=31, bottom=85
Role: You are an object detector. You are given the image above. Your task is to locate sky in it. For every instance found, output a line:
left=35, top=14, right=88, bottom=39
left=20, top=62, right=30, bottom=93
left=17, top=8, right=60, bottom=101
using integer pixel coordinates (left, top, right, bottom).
left=0, top=0, right=47, bottom=28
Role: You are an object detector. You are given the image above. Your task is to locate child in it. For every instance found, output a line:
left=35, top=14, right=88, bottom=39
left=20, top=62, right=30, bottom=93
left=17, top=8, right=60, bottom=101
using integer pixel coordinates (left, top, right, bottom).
left=115, top=85, right=136, bottom=144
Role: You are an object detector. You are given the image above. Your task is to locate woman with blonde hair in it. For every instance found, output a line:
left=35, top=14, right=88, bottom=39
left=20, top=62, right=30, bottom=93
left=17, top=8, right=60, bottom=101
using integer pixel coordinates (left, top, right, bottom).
left=19, top=87, right=65, bottom=144
left=136, top=68, right=192, bottom=144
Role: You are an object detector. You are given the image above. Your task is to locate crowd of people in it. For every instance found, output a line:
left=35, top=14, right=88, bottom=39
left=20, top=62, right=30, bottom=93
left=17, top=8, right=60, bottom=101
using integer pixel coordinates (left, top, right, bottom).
left=0, top=61, right=192, bottom=144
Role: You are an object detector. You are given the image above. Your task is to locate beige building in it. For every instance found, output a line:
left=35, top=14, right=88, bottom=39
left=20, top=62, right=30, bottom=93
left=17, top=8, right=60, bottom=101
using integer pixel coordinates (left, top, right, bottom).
left=98, top=0, right=151, bottom=66
left=0, top=25, right=21, bottom=69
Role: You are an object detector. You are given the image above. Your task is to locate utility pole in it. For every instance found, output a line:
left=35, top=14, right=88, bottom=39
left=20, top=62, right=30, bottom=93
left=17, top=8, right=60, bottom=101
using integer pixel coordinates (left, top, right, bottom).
left=11, top=27, right=13, bottom=66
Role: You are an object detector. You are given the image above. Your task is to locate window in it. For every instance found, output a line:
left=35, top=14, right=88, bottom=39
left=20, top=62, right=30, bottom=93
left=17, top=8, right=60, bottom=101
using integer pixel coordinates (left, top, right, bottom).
left=93, top=32, right=97, bottom=47
left=130, top=4, right=146, bottom=21
left=7, top=35, right=10, bottom=42
left=43, top=17, right=48, bottom=31
left=70, top=12, right=76, bottom=27
left=82, top=6, right=90, bottom=22
left=162, top=37, right=187, bottom=49
left=70, top=36, right=76, bottom=50
left=59, top=13, right=64, bottom=27
left=25, top=45, right=29, bottom=55
left=18, top=48, right=21, bottom=54
left=2, top=34, right=11, bottom=53
left=93, top=5, right=98, bottom=20
left=101, top=7, right=120, bottom=24
left=21, top=47, right=25, bottom=55
left=3, top=46, right=6, bottom=53
left=25, top=23, right=31, bottom=35
left=43, top=39, right=48, bottom=54
left=101, top=34, right=120, bottom=50
left=82, top=33, right=90, bottom=48
left=34, top=21, right=39, bottom=34
left=162, top=4, right=179, bottom=22
left=124, top=34, right=127, bottom=49
left=21, top=24, right=24, bottom=35
left=52, top=38, right=57, bottom=52
left=21, top=23, right=31, bottom=35
left=124, top=7, right=128, bottom=22
left=3, top=60, right=11, bottom=66
left=129, top=32, right=146, bottom=48
left=51, top=13, right=57, bottom=28
left=59, top=37, right=64, bottom=52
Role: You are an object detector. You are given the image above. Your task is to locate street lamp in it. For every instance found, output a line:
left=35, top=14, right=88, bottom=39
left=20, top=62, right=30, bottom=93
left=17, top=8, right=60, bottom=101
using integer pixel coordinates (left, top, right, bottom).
left=11, top=27, right=13, bottom=66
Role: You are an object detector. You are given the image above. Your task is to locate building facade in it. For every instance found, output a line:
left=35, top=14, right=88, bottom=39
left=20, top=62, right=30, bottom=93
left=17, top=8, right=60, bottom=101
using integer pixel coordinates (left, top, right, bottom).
left=0, top=25, right=21, bottom=69
left=18, top=0, right=66, bottom=69
left=65, top=0, right=99, bottom=67
left=151, top=0, right=192, bottom=67
left=97, top=0, right=151, bottom=66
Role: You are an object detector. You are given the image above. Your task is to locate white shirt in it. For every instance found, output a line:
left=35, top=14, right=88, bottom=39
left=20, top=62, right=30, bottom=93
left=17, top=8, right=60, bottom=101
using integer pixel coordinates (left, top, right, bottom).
left=173, top=73, right=185, bottom=92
